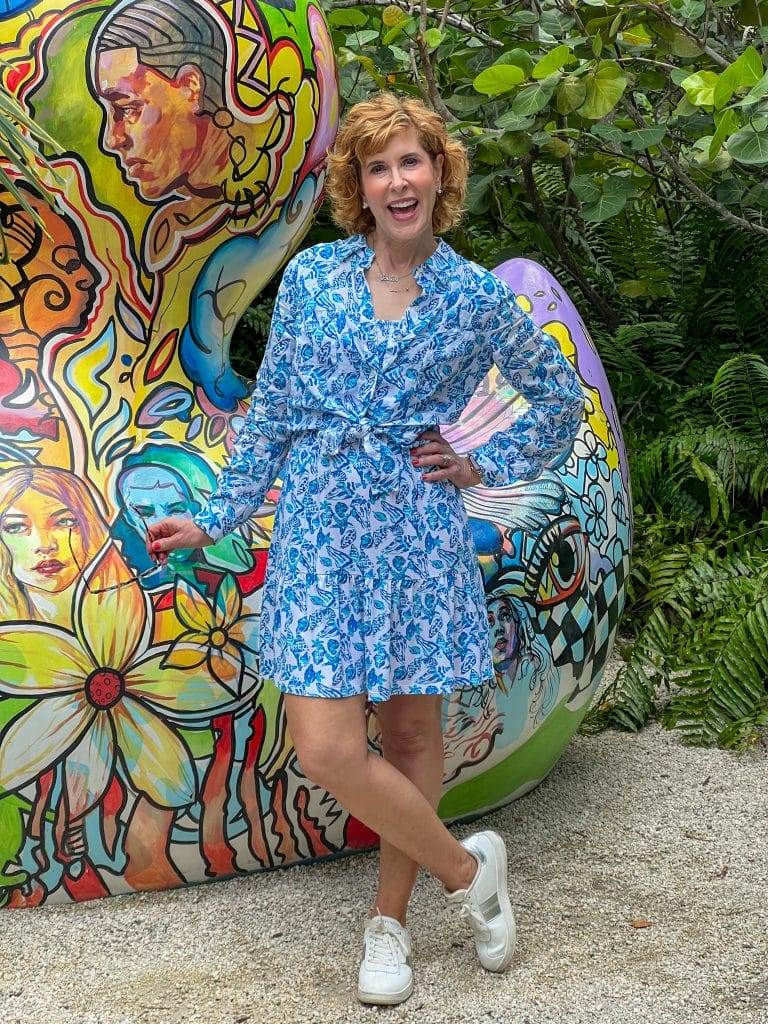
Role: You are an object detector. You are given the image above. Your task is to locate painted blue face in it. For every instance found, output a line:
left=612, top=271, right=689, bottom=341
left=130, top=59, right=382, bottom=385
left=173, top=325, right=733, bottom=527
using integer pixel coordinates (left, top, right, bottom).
left=119, top=466, right=195, bottom=532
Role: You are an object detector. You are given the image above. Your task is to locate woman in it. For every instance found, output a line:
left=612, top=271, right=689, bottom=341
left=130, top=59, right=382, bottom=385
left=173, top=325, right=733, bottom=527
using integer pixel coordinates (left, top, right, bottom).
left=0, top=465, right=135, bottom=625
left=147, top=93, right=585, bottom=1005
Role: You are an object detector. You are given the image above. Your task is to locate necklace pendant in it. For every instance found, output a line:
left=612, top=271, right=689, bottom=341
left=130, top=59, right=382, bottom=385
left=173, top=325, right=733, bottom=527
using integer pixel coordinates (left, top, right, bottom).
left=378, top=270, right=401, bottom=284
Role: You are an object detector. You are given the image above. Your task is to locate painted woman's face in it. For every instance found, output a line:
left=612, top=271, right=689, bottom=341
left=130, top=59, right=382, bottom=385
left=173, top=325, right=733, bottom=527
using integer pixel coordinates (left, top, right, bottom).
left=0, top=490, right=86, bottom=594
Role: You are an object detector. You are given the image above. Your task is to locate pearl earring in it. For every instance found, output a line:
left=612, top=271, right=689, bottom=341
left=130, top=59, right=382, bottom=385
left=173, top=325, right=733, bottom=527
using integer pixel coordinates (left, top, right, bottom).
left=437, top=186, right=443, bottom=195
left=362, top=200, right=369, bottom=209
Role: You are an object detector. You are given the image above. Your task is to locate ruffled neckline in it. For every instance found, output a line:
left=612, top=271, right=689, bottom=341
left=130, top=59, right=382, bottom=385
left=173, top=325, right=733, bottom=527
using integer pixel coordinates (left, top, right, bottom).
left=348, top=233, right=457, bottom=291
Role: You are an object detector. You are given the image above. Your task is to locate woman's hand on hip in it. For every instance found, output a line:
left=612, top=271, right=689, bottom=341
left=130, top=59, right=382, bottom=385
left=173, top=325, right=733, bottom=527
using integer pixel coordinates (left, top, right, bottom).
left=146, top=517, right=215, bottom=564
left=410, top=429, right=482, bottom=490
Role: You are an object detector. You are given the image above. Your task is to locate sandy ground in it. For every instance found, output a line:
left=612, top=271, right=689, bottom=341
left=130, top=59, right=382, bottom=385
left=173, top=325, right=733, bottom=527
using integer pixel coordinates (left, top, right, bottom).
left=1, top=701, right=766, bottom=1024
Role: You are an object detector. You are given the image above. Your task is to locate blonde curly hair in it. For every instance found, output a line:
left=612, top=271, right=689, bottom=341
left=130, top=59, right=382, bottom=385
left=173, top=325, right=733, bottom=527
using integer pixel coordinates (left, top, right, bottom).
left=326, top=92, right=469, bottom=236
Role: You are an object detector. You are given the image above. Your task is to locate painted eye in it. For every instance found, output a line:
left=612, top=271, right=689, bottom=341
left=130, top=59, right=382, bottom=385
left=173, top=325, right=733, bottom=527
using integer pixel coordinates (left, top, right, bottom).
left=0, top=521, right=27, bottom=535
left=56, top=515, right=79, bottom=529
left=524, top=516, right=587, bottom=608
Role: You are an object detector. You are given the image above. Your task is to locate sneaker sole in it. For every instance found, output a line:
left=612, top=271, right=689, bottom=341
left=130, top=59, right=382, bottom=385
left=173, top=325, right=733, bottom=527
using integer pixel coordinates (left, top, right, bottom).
left=357, top=977, right=414, bottom=1006
left=477, top=830, right=517, bottom=973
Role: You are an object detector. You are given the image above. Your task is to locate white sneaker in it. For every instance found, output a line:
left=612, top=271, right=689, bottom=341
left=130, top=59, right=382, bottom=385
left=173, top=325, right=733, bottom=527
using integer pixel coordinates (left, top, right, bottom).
left=444, top=830, right=517, bottom=972
left=357, top=912, right=413, bottom=1005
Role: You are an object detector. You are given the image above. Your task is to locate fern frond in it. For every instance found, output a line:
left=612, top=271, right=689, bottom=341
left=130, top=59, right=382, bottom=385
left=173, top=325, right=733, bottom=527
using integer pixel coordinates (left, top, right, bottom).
left=663, top=595, right=768, bottom=745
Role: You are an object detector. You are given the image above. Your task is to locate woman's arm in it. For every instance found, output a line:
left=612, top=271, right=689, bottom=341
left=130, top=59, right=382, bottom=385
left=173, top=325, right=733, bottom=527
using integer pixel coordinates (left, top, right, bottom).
left=192, top=259, right=299, bottom=542
left=470, top=289, right=585, bottom=487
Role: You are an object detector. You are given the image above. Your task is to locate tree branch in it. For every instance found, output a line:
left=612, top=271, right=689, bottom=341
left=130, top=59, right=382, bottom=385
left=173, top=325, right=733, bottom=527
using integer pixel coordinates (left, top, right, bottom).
left=623, top=97, right=768, bottom=239
left=645, top=3, right=733, bottom=67
left=519, top=154, right=620, bottom=331
left=330, top=0, right=503, bottom=48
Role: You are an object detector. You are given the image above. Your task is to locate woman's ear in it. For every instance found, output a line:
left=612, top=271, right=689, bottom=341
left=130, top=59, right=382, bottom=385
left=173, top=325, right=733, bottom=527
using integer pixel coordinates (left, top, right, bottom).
left=435, top=152, right=445, bottom=183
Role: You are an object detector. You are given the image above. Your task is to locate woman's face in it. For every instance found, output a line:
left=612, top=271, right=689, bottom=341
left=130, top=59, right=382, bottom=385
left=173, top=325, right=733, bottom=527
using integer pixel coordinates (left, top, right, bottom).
left=359, top=127, right=443, bottom=244
left=0, top=489, right=86, bottom=594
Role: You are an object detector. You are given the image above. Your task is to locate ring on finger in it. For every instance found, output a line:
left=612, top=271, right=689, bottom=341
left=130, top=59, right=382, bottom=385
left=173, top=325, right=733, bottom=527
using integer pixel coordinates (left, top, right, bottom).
left=442, top=452, right=453, bottom=467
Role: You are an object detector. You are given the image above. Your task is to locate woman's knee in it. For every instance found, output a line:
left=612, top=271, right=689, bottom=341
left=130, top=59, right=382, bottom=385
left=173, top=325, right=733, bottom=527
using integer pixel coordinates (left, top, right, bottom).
left=283, top=694, right=369, bottom=788
left=295, top=736, right=366, bottom=788
left=377, top=696, right=444, bottom=760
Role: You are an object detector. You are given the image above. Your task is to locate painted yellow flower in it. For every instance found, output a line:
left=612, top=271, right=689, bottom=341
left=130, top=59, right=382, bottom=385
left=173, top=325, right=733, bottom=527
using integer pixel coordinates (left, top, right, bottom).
left=0, top=573, right=239, bottom=818
left=163, top=574, right=259, bottom=693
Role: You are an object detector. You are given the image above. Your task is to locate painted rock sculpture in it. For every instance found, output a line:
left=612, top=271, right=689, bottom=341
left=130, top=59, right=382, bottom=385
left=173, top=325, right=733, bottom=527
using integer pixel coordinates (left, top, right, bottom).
left=0, top=0, right=630, bottom=908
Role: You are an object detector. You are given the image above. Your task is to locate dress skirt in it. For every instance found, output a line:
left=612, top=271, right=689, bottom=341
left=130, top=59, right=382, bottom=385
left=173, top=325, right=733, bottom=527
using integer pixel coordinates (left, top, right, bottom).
left=258, top=431, right=495, bottom=702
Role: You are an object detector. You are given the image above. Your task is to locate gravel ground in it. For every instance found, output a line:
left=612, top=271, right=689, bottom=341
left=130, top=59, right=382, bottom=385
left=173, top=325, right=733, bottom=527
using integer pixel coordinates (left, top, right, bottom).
left=2, top=686, right=766, bottom=1024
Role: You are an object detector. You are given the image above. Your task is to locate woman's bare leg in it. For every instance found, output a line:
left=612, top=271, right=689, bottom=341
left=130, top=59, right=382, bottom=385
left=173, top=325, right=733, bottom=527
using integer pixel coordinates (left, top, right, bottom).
left=284, top=693, right=476, bottom=896
left=368, top=694, right=445, bottom=925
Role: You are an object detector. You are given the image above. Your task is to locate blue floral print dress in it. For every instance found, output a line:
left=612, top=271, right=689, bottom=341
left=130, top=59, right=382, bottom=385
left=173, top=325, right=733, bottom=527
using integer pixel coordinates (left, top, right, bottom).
left=193, top=234, right=584, bottom=701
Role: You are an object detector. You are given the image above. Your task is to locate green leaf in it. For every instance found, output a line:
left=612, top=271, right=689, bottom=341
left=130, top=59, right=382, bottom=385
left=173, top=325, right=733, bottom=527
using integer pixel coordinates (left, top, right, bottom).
left=495, top=110, right=535, bottom=131
left=621, top=22, right=652, bottom=47
left=618, top=279, right=652, bottom=298
left=728, top=124, right=768, bottom=166
left=531, top=44, right=572, bottom=81
left=381, top=5, right=407, bottom=27
left=709, top=108, right=739, bottom=160
left=669, top=29, right=703, bottom=57
left=494, top=48, right=534, bottom=77
left=329, top=9, right=368, bottom=27
left=382, top=17, right=414, bottom=44
left=680, top=70, right=718, bottom=107
left=510, top=76, right=558, bottom=116
left=692, top=136, right=732, bottom=172
left=349, top=29, right=380, bottom=46
left=555, top=76, right=587, bottom=114
left=497, top=131, right=534, bottom=157
left=712, top=46, right=764, bottom=109
left=579, top=60, right=627, bottom=119
left=543, top=136, right=571, bottom=158
left=423, top=27, right=443, bottom=49
left=577, top=175, right=635, bottom=222
left=473, top=64, right=525, bottom=96
left=570, top=174, right=601, bottom=204
left=740, top=45, right=764, bottom=86
left=738, top=70, right=768, bottom=108
left=624, top=125, right=667, bottom=151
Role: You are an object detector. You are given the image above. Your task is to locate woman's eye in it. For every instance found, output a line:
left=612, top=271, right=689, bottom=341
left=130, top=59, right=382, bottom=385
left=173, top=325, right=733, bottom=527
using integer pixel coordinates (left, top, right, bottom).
left=1, top=523, right=27, bottom=535
left=403, top=157, right=419, bottom=166
left=56, top=515, right=78, bottom=529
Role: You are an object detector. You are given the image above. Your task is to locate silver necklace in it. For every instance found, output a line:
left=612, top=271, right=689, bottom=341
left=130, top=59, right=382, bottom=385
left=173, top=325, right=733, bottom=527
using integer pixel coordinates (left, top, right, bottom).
left=373, top=256, right=414, bottom=294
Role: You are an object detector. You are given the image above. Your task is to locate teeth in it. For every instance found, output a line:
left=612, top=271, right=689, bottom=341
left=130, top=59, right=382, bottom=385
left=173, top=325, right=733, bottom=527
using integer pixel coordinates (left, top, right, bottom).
left=391, top=200, right=417, bottom=209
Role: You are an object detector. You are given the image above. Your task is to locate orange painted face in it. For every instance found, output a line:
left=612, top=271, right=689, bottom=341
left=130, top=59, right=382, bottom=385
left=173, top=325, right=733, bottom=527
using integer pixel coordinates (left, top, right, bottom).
left=96, top=46, right=208, bottom=201
left=0, top=191, right=97, bottom=342
left=0, top=490, right=86, bottom=594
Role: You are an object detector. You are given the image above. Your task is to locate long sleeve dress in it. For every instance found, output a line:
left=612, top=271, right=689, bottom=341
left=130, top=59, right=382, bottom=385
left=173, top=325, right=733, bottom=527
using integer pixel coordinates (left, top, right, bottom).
left=193, top=234, right=585, bottom=702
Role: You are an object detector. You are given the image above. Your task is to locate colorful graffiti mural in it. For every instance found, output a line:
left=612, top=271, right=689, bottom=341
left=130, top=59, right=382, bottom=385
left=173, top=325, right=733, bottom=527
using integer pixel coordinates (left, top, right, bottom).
left=0, top=0, right=630, bottom=908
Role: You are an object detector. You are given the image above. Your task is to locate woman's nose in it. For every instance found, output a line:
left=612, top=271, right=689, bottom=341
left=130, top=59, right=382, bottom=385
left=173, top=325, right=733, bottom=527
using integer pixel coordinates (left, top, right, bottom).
left=390, top=167, right=406, bottom=189
left=31, top=529, right=57, bottom=553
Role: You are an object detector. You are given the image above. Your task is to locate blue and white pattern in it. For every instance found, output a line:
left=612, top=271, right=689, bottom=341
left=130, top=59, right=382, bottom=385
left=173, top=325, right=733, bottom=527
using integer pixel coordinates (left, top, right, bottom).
left=193, top=234, right=585, bottom=701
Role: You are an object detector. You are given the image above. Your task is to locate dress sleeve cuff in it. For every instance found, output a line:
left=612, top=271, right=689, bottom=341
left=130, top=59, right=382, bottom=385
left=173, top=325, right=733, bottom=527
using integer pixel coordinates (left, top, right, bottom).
left=468, top=446, right=507, bottom=488
left=192, top=508, right=225, bottom=544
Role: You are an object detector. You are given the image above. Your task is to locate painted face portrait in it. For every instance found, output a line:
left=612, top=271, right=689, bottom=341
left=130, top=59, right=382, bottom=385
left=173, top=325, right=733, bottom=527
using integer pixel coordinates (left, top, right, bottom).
left=95, top=46, right=210, bottom=202
left=118, top=464, right=195, bottom=526
left=0, top=489, right=86, bottom=595
left=0, top=188, right=98, bottom=342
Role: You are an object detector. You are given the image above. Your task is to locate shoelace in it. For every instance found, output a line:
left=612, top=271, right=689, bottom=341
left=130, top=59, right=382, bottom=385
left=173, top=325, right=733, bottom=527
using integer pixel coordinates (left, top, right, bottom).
left=364, top=916, right=409, bottom=967
left=459, top=902, right=492, bottom=942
